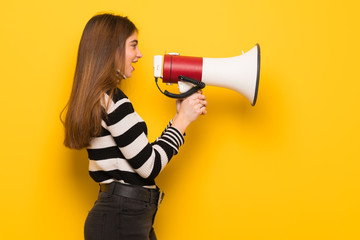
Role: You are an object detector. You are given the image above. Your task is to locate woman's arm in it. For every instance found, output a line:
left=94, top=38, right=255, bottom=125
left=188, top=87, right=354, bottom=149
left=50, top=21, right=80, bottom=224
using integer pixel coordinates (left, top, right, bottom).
left=105, top=90, right=207, bottom=181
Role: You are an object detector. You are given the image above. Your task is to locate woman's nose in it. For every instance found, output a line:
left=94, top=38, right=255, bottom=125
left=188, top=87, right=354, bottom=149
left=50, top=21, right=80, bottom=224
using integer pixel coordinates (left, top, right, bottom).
left=137, top=48, right=143, bottom=58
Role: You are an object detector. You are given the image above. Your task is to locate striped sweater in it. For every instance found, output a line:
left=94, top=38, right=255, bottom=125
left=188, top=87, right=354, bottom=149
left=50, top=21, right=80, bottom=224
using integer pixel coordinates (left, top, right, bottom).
left=87, top=88, right=184, bottom=187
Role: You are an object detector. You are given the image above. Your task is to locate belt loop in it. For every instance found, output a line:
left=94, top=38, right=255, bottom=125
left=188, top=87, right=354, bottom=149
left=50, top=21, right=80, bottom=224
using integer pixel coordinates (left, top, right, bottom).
left=109, top=182, right=116, bottom=194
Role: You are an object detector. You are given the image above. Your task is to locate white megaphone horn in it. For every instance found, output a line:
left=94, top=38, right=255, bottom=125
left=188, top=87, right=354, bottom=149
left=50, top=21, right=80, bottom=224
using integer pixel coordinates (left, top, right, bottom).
left=153, top=44, right=260, bottom=106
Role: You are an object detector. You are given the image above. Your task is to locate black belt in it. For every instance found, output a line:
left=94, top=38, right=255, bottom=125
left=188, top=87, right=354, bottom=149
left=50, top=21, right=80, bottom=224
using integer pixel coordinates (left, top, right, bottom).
left=100, top=182, right=164, bottom=206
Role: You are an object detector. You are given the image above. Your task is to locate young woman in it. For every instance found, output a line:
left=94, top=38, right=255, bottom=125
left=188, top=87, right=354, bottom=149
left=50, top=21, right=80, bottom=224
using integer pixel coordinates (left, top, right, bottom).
left=62, top=13, right=207, bottom=240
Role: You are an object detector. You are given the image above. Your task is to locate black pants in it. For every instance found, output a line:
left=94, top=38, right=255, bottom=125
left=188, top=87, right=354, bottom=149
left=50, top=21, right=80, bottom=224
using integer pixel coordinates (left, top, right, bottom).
left=84, top=190, right=158, bottom=240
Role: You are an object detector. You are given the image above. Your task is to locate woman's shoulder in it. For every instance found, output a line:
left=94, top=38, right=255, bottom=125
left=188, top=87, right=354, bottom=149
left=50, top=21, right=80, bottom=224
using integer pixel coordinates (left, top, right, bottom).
left=114, top=88, right=127, bottom=98
left=103, top=88, right=131, bottom=110
left=103, top=88, right=134, bottom=115
left=108, top=88, right=129, bottom=103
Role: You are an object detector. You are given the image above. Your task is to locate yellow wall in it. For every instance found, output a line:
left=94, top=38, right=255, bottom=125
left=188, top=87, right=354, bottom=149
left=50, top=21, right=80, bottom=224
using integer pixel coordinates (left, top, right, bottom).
left=1, top=0, right=359, bottom=239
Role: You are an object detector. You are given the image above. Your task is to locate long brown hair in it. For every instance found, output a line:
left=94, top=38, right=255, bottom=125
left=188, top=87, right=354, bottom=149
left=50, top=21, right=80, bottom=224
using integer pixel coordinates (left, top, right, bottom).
left=62, top=13, right=138, bottom=149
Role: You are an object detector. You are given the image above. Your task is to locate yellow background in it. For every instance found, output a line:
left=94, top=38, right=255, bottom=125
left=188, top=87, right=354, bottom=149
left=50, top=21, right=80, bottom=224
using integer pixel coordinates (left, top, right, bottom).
left=1, top=0, right=359, bottom=239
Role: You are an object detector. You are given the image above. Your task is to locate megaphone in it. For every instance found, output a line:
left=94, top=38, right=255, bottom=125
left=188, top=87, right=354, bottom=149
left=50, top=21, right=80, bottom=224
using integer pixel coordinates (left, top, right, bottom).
left=153, top=44, right=260, bottom=106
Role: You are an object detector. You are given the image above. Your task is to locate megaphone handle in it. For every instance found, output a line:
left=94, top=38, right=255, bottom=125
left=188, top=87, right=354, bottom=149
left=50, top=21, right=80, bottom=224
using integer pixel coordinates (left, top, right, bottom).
left=155, top=76, right=205, bottom=99
left=164, top=87, right=201, bottom=99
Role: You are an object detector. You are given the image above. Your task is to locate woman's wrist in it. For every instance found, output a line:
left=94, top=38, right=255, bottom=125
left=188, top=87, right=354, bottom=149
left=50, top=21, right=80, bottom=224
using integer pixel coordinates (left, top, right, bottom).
left=171, top=113, right=190, bottom=135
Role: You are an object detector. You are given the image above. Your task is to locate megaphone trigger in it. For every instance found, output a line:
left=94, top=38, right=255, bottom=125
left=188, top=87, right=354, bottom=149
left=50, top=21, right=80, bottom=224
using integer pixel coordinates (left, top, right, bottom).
left=178, top=75, right=206, bottom=89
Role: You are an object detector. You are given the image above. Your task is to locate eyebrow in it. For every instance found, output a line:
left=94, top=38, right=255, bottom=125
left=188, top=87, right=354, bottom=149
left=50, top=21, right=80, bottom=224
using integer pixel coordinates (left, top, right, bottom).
left=129, top=40, right=138, bottom=44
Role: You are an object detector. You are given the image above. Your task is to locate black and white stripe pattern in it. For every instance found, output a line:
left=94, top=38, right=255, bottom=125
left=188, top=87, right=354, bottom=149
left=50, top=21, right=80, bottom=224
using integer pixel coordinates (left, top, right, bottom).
left=87, top=89, right=184, bottom=187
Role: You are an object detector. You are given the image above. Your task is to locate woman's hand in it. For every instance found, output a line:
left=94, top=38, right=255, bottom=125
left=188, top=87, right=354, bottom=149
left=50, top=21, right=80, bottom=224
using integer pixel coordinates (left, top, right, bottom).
left=172, top=91, right=207, bottom=134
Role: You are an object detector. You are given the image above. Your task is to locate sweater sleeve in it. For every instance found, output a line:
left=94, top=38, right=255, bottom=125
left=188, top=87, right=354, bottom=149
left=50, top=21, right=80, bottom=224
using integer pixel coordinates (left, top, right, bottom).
left=104, top=90, right=184, bottom=181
